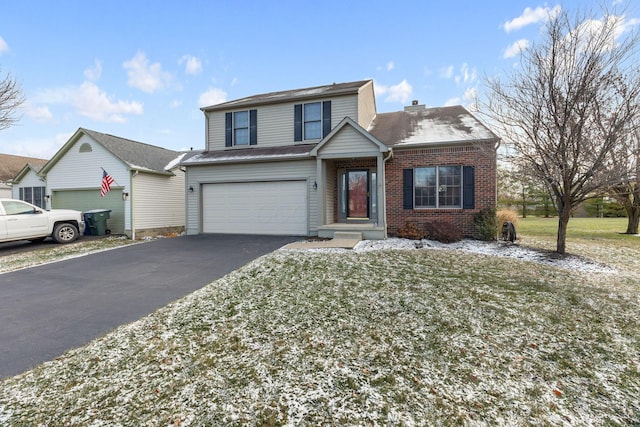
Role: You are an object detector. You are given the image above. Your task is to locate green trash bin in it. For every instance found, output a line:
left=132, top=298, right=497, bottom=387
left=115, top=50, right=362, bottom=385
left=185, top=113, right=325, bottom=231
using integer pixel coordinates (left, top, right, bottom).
left=84, top=209, right=111, bottom=236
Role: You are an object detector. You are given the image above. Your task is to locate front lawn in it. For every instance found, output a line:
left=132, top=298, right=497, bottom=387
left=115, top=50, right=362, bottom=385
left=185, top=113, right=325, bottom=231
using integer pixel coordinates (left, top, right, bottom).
left=2, top=224, right=639, bottom=426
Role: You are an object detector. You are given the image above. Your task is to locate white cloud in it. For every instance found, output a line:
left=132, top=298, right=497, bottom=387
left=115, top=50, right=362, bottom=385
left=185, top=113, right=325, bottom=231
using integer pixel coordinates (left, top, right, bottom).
left=440, top=65, right=454, bottom=79
left=231, top=77, right=239, bottom=86
left=0, top=36, right=8, bottom=55
left=455, top=63, right=477, bottom=85
left=503, top=39, right=529, bottom=58
left=375, top=79, right=413, bottom=104
left=444, top=97, right=461, bottom=107
left=386, top=61, right=395, bottom=71
left=83, top=59, right=103, bottom=81
left=74, top=82, right=143, bottom=122
left=503, top=5, right=561, bottom=32
left=463, top=87, right=478, bottom=103
left=170, top=99, right=182, bottom=108
left=34, top=83, right=143, bottom=123
left=123, top=51, right=171, bottom=93
left=179, top=55, right=202, bottom=75
left=23, top=103, right=53, bottom=122
left=198, top=87, right=227, bottom=107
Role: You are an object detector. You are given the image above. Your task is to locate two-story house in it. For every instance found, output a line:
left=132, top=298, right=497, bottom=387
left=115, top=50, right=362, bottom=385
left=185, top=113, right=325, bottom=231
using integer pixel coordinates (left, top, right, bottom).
left=182, top=79, right=498, bottom=239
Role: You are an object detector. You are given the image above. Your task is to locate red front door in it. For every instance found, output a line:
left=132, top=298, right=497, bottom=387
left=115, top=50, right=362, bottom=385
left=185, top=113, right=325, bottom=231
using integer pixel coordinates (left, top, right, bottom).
left=347, top=170, right=369, bottom=219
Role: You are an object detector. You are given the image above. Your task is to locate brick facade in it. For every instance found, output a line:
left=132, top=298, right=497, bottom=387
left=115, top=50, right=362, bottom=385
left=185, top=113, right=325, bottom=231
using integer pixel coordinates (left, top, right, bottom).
left=384, top=142, right=496, bottom=238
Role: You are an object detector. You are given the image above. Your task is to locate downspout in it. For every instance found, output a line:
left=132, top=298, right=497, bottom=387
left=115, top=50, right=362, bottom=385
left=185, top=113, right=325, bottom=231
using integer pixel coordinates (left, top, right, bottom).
left=382, top=148, right=393, bottom=238
left=131, top=170, right=139, bottom=240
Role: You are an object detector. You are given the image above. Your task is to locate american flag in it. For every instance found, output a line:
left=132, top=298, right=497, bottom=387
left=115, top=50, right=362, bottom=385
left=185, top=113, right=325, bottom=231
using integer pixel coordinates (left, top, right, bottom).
left=100, top=170, right=115, bottom=197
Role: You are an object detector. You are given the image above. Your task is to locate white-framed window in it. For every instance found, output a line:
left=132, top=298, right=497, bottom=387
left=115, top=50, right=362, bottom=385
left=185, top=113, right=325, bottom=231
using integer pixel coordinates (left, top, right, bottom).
left=19, top=186, right=46, bottom=208
left=415, top=166, right=462, bottom=208
left=233, top=111, right=249, bottom=146
left=303, top=102, right=322, bottom=140
left=294, top=101, right=331, bottom=142
left=225, top=109, right=257, bottom=147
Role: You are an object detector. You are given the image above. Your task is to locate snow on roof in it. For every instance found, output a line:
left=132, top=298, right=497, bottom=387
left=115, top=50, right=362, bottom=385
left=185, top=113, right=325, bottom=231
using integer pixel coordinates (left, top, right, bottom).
left=369, top=105, right=498, bottom=147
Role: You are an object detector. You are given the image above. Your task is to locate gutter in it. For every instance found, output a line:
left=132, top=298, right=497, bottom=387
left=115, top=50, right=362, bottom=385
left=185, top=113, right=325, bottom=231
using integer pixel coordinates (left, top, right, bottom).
left=131, top=170, right=139, bottom=240
left=382, top=148, right=394, bottom=238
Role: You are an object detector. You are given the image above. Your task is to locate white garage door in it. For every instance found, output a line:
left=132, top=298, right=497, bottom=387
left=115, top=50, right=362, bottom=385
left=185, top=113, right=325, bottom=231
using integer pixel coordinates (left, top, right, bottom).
left=202, top=181, right=308, bottom=235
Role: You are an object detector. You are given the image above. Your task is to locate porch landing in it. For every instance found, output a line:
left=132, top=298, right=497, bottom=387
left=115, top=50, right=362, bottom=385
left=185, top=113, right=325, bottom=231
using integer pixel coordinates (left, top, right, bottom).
left=317, top=222, right=386, bottom=240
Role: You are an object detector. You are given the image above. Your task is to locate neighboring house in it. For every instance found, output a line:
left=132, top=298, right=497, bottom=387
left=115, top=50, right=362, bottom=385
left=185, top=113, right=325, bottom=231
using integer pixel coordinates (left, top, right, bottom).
left=35, top=128, right=186, bottom=238
left=0, top=154, right=47, bottom=199
left=182, top=80, right=498, bottom=239
left=11, top=163, right=48, bottom=207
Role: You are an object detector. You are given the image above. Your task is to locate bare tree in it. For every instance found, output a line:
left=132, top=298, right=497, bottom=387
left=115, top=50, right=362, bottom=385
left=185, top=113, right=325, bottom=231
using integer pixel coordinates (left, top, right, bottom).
left=483, top=5, right=640, bottom=253
left=0, top=67, right=25, bottom=131
left=608, top=127, right=640, bottom=233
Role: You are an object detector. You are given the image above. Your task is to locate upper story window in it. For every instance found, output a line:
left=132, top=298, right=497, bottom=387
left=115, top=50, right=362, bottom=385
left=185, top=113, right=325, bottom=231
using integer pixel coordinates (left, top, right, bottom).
left=294, top=101, right=331, bottom=142
left=303, top=102, right=322, bottom=140
left=225, top=109, right=257, bottom=147
left=233, top=111, right=249, bottom=145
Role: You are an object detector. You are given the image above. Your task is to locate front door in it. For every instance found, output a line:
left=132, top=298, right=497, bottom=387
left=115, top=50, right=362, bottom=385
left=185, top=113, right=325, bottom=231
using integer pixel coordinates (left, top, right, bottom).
left=347, top=170, right=369, bottom=219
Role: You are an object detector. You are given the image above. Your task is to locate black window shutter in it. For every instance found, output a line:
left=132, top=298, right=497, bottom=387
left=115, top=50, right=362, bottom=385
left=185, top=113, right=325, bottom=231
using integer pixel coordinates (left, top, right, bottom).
left=322, top=100, right=331, bottom=137
left=294, top=104, right=302, bottom=141
left=463, top=166, right=475, bottom=209
left=403, top=169, right=414, bottom=210
left=225, top=112, right=232, bottom=147
left=249, top=109, right=257, bottom=145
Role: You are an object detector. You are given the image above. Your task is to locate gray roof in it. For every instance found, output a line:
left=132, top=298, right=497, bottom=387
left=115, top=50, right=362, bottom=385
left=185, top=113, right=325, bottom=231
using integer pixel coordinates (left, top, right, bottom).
left=201, top=80, right=372, bottom=112
left=368, top=105, right=499, bottom=147
left=181, top=144, right=316, bottom=165
left=80, top=128, right=183, bottom=173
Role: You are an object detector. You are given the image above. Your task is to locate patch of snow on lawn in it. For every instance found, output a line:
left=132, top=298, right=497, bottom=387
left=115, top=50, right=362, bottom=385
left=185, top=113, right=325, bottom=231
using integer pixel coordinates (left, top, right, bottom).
left=311, top=238, right=617, bottom=274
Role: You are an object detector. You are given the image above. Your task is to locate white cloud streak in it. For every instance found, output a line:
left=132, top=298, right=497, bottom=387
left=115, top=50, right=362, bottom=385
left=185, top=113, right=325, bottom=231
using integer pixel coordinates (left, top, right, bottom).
left=375, top=79, right=413, bottom=104
left=503, top=5, right=561, bottom=32
left=503, top=39, right=529, bottom=58
left=0, top=36, right=8, bottom=54
left=123, top=51, right=171, bottom=93
left=83, top=59, right=103, bottom=82
left=33, top=82, right=143, bottom=123
left=198, top=87, right=227, bottom=107
left=179, top=55, right=203, bottom=75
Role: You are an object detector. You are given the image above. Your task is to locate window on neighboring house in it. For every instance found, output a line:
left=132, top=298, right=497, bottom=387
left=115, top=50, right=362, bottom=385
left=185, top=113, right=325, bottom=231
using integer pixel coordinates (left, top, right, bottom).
left=225, top=110, right=257, bottom=147
left=404, top=166, right=475, bottom=209
left=294, top=101, right=331, bottom=141
left=19, top=186, right=46, bottom=208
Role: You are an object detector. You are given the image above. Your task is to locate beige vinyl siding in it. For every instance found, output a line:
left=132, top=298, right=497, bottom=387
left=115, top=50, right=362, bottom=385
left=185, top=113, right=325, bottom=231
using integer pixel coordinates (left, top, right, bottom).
left=132, top=169, right=185, bottom=233
left=185, top=159, right=317, bottom=235
left=358, top=81, right=377, bottom=128
left=206, top=94, right=360, bottom=151
left=317, top=126, right=380, bottom=156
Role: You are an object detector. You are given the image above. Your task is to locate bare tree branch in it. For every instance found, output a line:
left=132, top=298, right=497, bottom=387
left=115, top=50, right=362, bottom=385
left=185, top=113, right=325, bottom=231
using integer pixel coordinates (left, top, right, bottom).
left=0, top=67, right=25, bottom=131
left=481, top=4, right=640, bottom=253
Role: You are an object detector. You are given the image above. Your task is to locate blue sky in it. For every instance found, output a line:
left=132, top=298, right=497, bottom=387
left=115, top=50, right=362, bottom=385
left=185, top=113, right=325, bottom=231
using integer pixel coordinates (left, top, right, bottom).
left=1, top=1, right=637, bottom=159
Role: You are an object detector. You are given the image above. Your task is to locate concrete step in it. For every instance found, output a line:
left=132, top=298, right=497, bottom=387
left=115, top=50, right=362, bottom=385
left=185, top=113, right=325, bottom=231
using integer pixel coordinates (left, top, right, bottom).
left=333, top=232, right=363, bottom=241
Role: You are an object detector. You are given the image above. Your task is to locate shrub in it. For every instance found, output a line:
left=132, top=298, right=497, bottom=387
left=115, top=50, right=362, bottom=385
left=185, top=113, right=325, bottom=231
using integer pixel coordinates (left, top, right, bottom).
left=497, top=209, right=520, bottom=227
left=474, top=207, right=498, bottom=241
left=424, top=221, right=462, bottom=243
left=396, top=221, right=426, bottom=240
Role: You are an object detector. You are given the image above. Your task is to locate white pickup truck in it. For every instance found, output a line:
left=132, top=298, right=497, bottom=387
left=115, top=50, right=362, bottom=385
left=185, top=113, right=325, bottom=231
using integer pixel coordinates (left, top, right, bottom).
left=0, top=199, right=85, bottom=244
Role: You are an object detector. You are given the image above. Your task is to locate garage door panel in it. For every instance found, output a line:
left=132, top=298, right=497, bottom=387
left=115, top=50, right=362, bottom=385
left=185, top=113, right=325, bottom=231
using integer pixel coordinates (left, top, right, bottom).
left=52, top=189, right=125, bottom=234
left=202, top=181, right=307, bottom=235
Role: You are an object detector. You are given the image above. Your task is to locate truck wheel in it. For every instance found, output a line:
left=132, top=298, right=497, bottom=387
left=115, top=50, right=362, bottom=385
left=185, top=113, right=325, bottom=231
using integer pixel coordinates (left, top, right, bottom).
left=53, top=223, right=79, bottom=244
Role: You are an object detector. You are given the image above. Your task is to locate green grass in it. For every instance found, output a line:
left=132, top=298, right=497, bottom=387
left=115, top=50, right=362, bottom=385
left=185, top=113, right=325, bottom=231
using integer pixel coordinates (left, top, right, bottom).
left=517, top=216, right=634, bottom=241
left=0, top=224, right=638, bottom=425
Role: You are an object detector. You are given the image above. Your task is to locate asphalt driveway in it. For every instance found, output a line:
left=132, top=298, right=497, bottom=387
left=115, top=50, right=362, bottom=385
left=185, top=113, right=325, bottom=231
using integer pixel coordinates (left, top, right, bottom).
left=0, top=234, right=298, bottom=379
